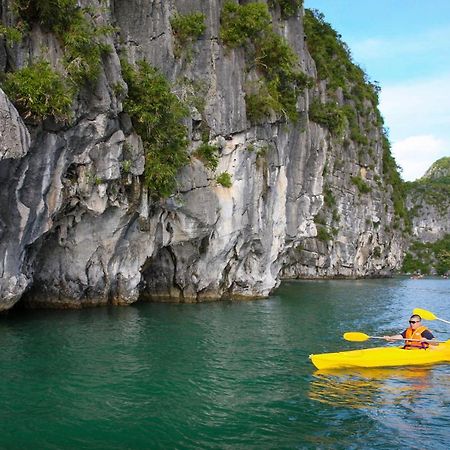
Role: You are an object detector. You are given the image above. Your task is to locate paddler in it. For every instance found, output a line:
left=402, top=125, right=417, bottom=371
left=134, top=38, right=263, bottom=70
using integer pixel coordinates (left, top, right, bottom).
left=384, top=314, right=436, bottom=349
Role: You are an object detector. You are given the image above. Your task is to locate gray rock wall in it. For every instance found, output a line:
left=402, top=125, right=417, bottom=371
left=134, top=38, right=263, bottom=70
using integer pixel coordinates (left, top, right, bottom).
left=406, top=194, right=450, bottom=243
left=0, top=0, right=406, bottom=310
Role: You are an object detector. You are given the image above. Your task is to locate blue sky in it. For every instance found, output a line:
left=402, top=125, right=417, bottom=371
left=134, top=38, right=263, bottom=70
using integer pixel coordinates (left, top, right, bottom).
left=304, top=0, right=450, bottom=180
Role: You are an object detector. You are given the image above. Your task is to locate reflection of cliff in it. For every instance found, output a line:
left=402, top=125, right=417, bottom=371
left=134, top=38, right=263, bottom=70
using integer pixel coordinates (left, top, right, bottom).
left=0, top=1, right=406, bottom=310
left=309, top=367, right=432, bottom=408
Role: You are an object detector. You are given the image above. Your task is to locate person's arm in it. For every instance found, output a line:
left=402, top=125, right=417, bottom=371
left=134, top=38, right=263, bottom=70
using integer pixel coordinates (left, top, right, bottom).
left=383, top=334, right=404, bottom=342
left=422, top=330, right=438, bottom=346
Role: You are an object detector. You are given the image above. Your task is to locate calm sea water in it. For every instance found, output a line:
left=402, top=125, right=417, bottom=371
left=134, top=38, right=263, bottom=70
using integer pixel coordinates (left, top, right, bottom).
left=1, top=278, right=450, bottom=449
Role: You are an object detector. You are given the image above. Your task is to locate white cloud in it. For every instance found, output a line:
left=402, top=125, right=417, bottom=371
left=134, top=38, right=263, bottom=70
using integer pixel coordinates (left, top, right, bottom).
left=380, top=73, right=450, bottom=139
left=392, top=135, right=449, bottom=181
left=379, top=72, right=450, bottom=164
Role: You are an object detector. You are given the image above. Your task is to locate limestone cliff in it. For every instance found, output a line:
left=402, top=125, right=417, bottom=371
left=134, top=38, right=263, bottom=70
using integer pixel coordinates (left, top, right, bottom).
left=0, top=1, right=408, bottom=310
left=402, top=157, right=450, bottom=275
left=406, top=157, right=450, bottom=243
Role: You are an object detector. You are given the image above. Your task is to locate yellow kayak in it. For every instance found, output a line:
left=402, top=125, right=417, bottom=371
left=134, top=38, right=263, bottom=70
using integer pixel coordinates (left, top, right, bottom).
left=309, top=340, right=450, bottom=370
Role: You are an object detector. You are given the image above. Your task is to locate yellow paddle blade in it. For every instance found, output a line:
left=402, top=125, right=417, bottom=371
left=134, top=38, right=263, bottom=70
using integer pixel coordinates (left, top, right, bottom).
left=413, top=308, right=437, bottom=320
left=343, top=332, right=370, bottom=342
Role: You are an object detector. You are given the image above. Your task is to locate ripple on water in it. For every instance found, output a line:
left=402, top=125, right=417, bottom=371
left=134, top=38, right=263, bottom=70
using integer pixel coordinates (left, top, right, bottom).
left=1, top=279, right=450, bottom=449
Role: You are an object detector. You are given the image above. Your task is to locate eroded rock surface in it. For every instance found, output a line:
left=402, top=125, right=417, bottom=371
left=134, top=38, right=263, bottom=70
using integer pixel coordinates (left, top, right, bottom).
left=0, top=1, right=409, bottom=310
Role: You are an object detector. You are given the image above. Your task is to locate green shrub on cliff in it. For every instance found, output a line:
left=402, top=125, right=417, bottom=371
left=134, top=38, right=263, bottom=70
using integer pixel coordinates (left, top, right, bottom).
left=309, top=99, right=346, bottom=136
left=14, top=0, right=113, bottom=85
left=0, top=24, right=23, bottom=44
left=3, top=1, right=114, bottom=124
left=304, top=8, right=409, bottom=228
left=268, top=0, right=303, bottom=18
left=217, top=172, right=232, bottom=188
left=351, top=176, right=371, bottom=194
left=2, top=60, right=73, bottom=122
left=254, top=30, right=311, bottom=121
left=121, top=60, right=189, bottom=198
left=13, top=0, right=79, bottom=33
left=220, top=1, right=271, bottom=48
left=221, top=1, right=310, bottom=123
left=402, top=235, right=450, bottom=275
left=316, top=225, right=332, bottom=242
left=194, top=143, right=219, bottom=170
left=62, top=15, right=113, bottom=84
left=245, top=80, right=281, bottom=123
left=422, top=156, right=450, bottom=180
left=405, top=176, right=450, bottom=214
left=170, top=11, right=206, bottom=43
left=304, top=8, right=379, bottom=106
left=405, top=157, right=450, bottom=215
left=382, top=135, right=410, bottom=226
left=170, top=11, right=206, bottom=58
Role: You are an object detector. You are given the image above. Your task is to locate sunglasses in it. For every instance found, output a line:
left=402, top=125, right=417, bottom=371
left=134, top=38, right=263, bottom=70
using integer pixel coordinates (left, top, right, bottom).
left=409, top=320, right=420, bottom=324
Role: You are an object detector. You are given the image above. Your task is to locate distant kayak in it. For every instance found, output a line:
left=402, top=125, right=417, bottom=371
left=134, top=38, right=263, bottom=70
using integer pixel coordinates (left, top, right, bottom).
left=309, top=340, right=450, bottom=370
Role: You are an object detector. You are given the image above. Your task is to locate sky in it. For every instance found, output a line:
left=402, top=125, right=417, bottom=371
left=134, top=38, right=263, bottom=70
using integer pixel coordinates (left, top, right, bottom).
left=303, top=0, right=450, bottom=181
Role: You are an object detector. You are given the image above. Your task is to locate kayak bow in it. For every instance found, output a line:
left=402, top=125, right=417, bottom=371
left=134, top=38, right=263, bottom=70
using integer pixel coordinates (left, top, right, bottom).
left=309, top=340, right=450, bottom=370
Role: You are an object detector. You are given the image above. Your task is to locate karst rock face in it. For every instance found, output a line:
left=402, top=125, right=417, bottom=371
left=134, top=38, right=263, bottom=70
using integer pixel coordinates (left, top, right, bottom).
left=405, top=157, right=450, bottom=244
left=0, top=1, right=406, bottom=310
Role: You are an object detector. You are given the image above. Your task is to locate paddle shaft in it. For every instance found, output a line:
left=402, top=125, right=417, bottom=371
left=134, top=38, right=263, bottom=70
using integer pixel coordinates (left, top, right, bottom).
left=437, top=317, right=450, bottom=325
left=369, top=335, right=447, bottom=344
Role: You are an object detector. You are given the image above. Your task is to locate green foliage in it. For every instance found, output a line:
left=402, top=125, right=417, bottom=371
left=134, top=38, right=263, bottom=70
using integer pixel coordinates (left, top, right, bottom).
left=373, top=247, right=382, bottom=258
left=405, top=174, right=450, bottom=215
left=254, top=31, right=311, bottom=121
left=332, top=209, right=340, bottom=222
left=323, top=187, right=336, bottom=207
left=402, top=253, right=430, bottom=275
left=220, top=1, right=271, bottom=48
left=61, top=14, right=113, bottom=84
left=245, top=81, right=280, bottom=123
left=304, top=9, right=379, bottom=106
left=216, top=172, right=232, bottom=188
left=303, top=8, right=408, bottom=231
left=342, top=105, right=369, bottom=144
left=121, top=159, right=132, bottom=174
left=2, top=60, right=73, bottom=122
left=309, top=99, right=346, bottom=136
left=316, top=225, right=332, bottom=242
left=422, top=156, right=450, bottom=180
left=0, top=24, right=23, bottom=44
left=402, top=235, right=450, bottom=275
left=382, top=135, right=410, bottom=225
left=314, top=214, right=326, bottom=226
left=221, top=1, right=310, bottom=123
left=170, top=11, right=206, bottom=56
left=268, top=0, right=303, bottom=18
left=14, top=0, right=113, bottom=85
left=194, top=143, right=219, bottom=170
left=13, top=0, right=79, bottom=33
left=122, top=60, right=189, bottom=198
left=351, top=176, right=371, bottom=194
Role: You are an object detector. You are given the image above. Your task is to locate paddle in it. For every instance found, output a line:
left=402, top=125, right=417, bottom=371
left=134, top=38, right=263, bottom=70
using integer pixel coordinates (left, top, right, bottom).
left=343, top=332, right=447, bottom=344
left=413, top=308, right=450, bottom=325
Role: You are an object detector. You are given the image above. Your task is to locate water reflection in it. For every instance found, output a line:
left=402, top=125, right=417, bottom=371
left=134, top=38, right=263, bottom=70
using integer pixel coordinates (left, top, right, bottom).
left=309, top=366, right=433, bottom=408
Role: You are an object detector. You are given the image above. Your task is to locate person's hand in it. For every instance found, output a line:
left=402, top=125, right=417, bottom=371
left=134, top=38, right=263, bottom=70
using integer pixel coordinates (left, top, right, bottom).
left=383, top=335, right=394, bottom=342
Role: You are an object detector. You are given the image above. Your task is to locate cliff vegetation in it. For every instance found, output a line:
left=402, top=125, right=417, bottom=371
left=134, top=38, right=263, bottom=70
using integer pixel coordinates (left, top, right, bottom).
left=0, top=0, right=432, bottom=311
left=402, top=157, right=450, bottom=275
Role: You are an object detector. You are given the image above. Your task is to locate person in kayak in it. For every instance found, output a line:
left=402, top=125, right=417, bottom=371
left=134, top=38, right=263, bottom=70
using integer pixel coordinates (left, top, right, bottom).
left=384, top=314, right=435, bottom=349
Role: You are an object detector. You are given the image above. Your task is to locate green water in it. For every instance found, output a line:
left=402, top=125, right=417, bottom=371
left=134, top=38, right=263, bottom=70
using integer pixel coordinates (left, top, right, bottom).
left=1, top=278, right=450, bottom=449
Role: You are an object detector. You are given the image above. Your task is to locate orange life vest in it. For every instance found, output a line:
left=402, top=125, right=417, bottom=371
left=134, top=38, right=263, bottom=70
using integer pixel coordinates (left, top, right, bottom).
left=404, top=325, right=431, bottom=349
